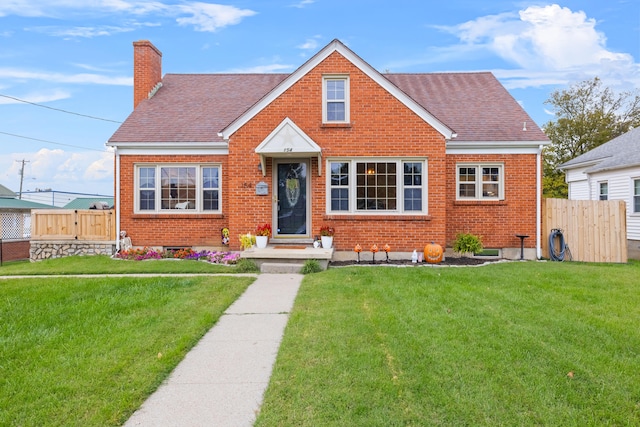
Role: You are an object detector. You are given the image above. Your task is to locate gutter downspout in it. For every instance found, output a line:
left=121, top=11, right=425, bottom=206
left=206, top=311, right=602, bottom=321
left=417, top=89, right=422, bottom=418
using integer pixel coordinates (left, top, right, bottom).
left=115, top=148, right=121, bottom=251
left=536, top=144, right=543, bottom=259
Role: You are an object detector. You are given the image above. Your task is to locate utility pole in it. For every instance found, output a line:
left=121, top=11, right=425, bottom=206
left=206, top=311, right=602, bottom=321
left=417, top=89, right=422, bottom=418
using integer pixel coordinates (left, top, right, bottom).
left=15, top=159, right=29, bottom=199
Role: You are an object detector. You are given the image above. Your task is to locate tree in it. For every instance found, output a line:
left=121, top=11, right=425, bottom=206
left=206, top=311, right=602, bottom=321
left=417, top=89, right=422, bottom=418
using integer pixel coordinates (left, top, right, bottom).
left=542, top=77, right=640, bottom=198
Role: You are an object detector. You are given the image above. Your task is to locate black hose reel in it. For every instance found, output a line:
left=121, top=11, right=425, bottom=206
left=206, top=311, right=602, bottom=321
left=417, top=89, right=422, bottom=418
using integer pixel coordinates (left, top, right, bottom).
left=549, top=228, right=570, bottom=261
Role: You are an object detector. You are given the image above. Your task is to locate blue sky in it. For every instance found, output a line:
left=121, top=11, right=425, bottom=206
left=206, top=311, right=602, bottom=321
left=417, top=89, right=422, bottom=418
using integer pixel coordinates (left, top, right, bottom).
left=1, top=0, right=638, bottom=198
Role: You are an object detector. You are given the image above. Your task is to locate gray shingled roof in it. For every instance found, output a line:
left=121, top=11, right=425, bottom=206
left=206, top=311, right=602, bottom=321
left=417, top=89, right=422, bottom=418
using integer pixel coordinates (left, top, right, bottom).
left=109, top=71, right=547, bottom=144
left=560, top=126, right=640, bottom=172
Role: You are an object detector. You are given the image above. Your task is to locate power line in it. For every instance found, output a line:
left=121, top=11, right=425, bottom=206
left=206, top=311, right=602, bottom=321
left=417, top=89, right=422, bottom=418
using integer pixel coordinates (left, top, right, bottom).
left=0, top=131, right=111, bottom=153
left=0, top=93, right=123, bottom=123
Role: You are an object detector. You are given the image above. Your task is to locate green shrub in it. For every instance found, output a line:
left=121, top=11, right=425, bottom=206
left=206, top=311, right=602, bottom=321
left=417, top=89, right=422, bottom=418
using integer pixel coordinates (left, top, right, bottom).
left=452, top=232, right=483, bottom=256
left=235, top=258, right=259, bottom=273
left=301, top=259, right=323, bottom=274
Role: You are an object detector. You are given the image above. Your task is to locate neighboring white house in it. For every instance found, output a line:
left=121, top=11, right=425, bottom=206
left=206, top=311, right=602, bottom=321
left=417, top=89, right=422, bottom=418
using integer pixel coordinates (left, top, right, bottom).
left=560, top=127, right=640, bottom=259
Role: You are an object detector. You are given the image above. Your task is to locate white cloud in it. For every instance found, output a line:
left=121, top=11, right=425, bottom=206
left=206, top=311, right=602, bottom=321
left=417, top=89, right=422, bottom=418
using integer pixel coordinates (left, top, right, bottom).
left=1, top=1, right=256, bottom=33
left=1, top=148, right=114, bottom=195
left=290, top=0, right=315, bottom=9
left=298, top=35, right=322, bottom=51
left=27, top=25, right=136, bottom=38
left=432, top=4, right=640, bottom=88
left=176, top=3, right=256, bottom=32
left=84, top=151, right=114, bottom=181
left=0, top=67, right=131, bottom=85
left=0, top=89, right=71, bottom=105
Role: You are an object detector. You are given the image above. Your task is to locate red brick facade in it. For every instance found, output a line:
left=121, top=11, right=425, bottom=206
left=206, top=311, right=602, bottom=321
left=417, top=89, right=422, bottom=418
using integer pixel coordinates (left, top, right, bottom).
left=112, top=40, right=547, bottom=257
left=118, top=155, right=228, bottom=248
left=446, top=154, right=538, bottom=249
left=226, top=52, right=447, bottom=252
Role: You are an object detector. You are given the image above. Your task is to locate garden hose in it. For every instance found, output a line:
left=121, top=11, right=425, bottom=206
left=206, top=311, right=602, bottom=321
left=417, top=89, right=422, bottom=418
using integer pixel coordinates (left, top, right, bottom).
left=549, top=228, right=566, bottom=261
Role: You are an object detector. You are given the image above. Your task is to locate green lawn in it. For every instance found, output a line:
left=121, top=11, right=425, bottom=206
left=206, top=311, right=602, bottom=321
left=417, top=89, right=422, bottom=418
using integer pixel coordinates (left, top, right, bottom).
left=256, top=261, right=640, bottom=426
left=0, top=274, right=253, bottom=426
left=0, top=254, right=248, bottom=275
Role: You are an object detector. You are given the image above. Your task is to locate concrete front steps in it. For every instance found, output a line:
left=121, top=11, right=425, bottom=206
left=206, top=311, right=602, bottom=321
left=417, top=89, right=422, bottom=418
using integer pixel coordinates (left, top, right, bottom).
left=239, top=244, right=334, bottom=273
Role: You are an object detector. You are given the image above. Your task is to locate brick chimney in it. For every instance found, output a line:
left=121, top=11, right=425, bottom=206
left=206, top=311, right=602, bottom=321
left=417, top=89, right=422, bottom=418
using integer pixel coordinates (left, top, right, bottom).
left=133, top=40, right=162, bottom=109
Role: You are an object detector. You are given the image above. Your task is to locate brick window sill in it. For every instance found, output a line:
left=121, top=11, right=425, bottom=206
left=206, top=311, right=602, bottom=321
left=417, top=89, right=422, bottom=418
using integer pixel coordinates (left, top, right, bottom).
left=321, top=123, right=352, bottom=129
left=453, top=200, right=507, bottom=206
left=132, top=213, right=224, bottom=220
left=324, top=214, right=432, bottom=221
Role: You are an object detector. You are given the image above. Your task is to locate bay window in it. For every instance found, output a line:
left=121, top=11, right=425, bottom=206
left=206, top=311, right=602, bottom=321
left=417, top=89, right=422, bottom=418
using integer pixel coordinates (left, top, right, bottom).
left=135, top=164, right=221, bottom=213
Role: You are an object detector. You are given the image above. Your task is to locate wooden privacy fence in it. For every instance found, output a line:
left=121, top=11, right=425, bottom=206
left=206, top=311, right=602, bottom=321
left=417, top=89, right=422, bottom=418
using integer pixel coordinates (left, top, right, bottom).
left=542, top=198, right=627, bottom=263
left=31, top=209, right=116, bottom=241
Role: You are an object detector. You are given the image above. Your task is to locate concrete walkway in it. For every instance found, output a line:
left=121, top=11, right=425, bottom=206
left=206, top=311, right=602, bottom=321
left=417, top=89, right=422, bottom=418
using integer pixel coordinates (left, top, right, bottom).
left=124, top=273, right=303, bottom=427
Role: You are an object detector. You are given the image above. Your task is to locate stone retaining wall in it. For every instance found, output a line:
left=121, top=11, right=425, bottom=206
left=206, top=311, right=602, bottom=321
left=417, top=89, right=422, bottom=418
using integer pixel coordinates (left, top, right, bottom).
left=30, top=240, right=116, bottom=261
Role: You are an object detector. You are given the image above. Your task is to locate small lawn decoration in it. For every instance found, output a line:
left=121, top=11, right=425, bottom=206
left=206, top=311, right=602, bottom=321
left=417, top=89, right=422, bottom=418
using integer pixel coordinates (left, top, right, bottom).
left=424, top=241, right=444, bottom=264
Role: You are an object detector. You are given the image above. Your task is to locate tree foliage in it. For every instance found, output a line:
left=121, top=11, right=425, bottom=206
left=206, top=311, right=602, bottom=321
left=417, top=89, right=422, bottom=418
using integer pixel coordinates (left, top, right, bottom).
left=542, top=77, right=640, bottom=198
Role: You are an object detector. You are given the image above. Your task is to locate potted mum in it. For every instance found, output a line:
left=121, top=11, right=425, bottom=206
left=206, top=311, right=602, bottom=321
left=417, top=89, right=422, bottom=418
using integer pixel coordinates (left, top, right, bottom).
left=255, top=223, right=272, bottom=249
left=319, top=224, right=335, bottom=249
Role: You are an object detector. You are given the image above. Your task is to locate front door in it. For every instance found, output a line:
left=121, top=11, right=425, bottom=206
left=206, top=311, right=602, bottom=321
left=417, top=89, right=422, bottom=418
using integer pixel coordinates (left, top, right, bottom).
left=275, top=161, right=309, bottom=237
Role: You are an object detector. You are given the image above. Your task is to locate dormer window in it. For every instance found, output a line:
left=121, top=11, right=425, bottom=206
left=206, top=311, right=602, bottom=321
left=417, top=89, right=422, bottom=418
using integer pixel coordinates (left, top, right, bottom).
left=323, top=75, right=349, bottom=123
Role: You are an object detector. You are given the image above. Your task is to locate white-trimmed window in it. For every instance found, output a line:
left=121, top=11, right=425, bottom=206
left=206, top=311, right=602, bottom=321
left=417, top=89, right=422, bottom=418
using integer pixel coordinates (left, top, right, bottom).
left=633, top=179, right=640, bottom=213
left=323, top=76, right=349, bottom=123
left=599, top=181, right=608, bottom=200
left=456, top=164, right=504, bottom=200
left=135, top=164, right=221, bottom=213
left=328, top=159, right=426, bottom=213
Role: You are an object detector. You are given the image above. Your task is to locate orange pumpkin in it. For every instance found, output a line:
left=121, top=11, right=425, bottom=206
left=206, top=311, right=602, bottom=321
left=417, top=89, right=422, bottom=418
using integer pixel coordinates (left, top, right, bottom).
left=424, top=241, right=443, bottom=264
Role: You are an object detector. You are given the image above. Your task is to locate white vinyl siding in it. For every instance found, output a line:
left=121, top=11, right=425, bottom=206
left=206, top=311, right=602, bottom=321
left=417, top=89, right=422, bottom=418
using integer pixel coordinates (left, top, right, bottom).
left=569, top=166, right=640, bottom=240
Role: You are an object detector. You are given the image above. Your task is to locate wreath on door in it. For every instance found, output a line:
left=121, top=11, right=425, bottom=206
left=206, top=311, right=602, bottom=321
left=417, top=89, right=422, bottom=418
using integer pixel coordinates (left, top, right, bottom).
left=285, top=168, right=300, bottom=207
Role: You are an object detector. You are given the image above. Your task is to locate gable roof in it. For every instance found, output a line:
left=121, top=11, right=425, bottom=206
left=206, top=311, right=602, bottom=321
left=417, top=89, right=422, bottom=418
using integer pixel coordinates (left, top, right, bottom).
left=0, top=183, right=17, bottom=198
left=220, top=39, right=454, bottom=140
left=108, top=39, right=548, bottom=146
left=560, top=126, right=640, bottom=172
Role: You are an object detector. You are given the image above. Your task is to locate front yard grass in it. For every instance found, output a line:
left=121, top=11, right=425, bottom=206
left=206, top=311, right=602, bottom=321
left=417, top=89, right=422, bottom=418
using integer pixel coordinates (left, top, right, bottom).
left=0, top=254, right=244, bottom=275
left=256, top=261, right=640, bottom=426
left=0, top=275, right=253, bottom=426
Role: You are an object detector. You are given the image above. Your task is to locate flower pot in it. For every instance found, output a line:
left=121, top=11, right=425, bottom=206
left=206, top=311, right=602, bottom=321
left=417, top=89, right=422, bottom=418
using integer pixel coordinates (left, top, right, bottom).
left=255, top=235, right=268, bottom=249
left=321, top=235, right=333, bottom=249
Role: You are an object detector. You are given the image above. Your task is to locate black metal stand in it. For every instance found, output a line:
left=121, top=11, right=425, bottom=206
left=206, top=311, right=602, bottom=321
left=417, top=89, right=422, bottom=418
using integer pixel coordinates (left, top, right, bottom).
left=515, top=234, right=529, bottom=260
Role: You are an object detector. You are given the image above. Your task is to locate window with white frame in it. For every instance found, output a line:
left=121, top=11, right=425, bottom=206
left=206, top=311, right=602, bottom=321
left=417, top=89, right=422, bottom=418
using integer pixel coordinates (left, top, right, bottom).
left=328, top=159, right=426, bottom=213
left=135, top=165, right=221, bottom=213
left=456, top=164, right=504, bottom=200
left=634, top=179, right=640, bottom=213
left=323, top=76, right=349, bottom=123
left=599, top=181, right=608, bottom=201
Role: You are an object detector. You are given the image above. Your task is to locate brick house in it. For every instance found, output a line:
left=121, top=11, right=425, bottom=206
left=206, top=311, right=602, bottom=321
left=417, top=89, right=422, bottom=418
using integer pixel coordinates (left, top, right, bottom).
left=107, top=39, right=549, bottom=259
